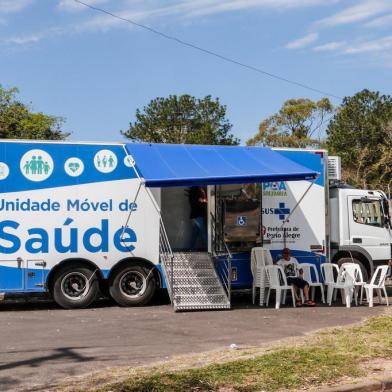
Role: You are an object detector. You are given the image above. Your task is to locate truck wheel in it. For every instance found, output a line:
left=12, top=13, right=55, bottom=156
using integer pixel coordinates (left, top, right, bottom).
left=52, top=266, right=99, bottom=309
left=338, top=257, right=369, bottom=282
left=109, top=264, right=156, bottom=306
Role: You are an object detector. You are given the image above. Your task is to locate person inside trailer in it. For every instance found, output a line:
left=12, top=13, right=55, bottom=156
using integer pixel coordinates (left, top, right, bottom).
left=187, top=186, right=208, bottom=251
left=276, top=248, right=316, bottom=307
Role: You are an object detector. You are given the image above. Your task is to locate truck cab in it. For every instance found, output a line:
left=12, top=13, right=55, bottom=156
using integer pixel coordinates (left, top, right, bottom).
left=329, top=186, right=392, bottom=281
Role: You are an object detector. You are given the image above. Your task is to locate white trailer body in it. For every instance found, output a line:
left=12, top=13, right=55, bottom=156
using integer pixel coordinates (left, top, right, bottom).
left=0, top=140, right=162, bottom=307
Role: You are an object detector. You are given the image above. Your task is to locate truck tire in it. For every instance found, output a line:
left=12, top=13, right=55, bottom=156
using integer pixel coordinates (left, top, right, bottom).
left=337, top=257, right=369, bottom=282
left=109, top=264, right=156, bottom=306
left=52, top=266, right=99, bottom=309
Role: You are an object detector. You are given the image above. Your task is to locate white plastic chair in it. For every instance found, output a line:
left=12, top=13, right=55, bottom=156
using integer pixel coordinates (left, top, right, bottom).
left=251, top=247, right=273, bottom=305
left=327, top=265, right=356, bottom=308
left=300, top=263, right=325, bottom=303
left=363, top=265, right=390, bottom=307
left=341, top=263, right=366, bottom=305
left=321, top=263, right=339, bottom=302
left=265, top=265, right=296, bottom=309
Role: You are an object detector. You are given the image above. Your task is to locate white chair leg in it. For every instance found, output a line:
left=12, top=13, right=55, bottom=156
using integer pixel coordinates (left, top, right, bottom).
left=353, top=287, right=358, bottom=306
left=327, top=286, right=334, bottom=306
left=275, top=288, right=281, bottom=309
left=344, top=288, right=351, bottom=308
left=333, top=288, right=338, bottom=301
left=368, top=288, right=374, bottom=308
left=360, top=286, right=364, bottom=305
left=291, top=287, right=296, bottom=308
left=300, top=290, right=304, bottom=304
left=311, top=287, right=315, bottom=301
left=252, top=284, right=255, bottom=305
left=266, top=288, right=271, bottom=307
left=383, top=287, right=389, bottom=306
left=320, top=285, right=325, bottom=304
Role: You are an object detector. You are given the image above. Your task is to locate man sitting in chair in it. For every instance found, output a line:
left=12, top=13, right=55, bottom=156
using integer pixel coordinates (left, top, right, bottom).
left=276, top=248, right=315, bottom=307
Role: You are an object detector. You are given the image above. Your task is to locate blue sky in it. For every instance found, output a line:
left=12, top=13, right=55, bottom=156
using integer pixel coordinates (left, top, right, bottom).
left=1, top=0, right=391, bottom=144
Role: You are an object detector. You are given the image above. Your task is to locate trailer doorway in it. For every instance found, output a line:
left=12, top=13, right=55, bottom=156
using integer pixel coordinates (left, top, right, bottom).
left=161, top=186, right=209, bottom=252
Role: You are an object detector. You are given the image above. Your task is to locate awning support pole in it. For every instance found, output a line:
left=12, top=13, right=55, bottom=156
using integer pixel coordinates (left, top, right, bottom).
left=120, top=181, right=142, bottom=242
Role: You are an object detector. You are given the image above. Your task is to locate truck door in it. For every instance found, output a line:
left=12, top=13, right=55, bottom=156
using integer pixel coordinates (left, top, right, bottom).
left=0, top=258, right=24, bottom=291
left=348, top=196, right=391, bottom=261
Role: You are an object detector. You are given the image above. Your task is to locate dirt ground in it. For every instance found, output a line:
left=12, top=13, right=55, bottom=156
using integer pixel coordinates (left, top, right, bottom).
left=0, top=293, right=388, bottom=392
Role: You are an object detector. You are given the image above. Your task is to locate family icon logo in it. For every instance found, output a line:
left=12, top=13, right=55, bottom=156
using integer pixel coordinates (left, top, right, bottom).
left=20, top=150, right=54, bottom=182
left=0, top=162, right=9, bottom=180
left=94, top=150, right=117, bottom=173
left=64, top=158, right=84, bottom=177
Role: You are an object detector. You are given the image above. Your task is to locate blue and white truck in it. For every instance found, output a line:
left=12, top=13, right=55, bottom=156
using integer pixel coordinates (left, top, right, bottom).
left=0, top=140, right=390, bottom=310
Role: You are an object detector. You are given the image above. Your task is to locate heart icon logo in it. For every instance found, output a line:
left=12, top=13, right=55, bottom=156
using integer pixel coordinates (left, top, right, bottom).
left=68, top=162, right=80, bottom=173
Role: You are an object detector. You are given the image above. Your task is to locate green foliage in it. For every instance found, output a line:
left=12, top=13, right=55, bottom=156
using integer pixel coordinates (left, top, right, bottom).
left=122, top=95, right=239, bottom=145
left=97, top=315, right=392, bottom=392
left=0, top=85, right=69, bottom=140
left=327, top=89, right=392, bottom=189
left=247, top=98, right=334, bottom=148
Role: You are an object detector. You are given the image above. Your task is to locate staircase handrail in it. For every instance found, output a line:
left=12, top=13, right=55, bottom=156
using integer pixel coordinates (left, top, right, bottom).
left=210, top=212, right=232, bottom=303
left=159, top=218, right=175, bottom=304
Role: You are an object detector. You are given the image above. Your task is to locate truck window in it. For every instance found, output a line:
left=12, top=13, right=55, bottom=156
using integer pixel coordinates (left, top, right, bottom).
left=352, top=199, right=385, bottom=227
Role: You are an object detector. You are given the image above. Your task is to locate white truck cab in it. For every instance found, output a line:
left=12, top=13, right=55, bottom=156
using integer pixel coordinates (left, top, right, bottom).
left=329, top=186, right=392, bottom=281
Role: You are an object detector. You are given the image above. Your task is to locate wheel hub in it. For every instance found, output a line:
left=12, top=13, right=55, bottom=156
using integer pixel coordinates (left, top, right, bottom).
left=61, top=272, right=90, bottom=301
left=120, top=271, right=147, bottom=298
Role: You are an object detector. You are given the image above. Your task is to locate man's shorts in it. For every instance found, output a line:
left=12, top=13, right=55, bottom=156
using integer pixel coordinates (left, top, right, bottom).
left=287, top=277, right=309, bottom=289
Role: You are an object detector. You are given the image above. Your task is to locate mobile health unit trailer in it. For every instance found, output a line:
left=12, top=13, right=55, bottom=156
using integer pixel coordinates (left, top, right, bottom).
left=0, top=140, right=317, bottom=310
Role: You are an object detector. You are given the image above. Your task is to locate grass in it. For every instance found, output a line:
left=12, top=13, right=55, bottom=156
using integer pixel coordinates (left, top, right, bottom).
left=91, top=315, right=392, bottom=392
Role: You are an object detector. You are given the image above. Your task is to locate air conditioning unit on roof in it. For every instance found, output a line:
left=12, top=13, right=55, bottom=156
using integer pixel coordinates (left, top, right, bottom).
left=328, top=156, right=341, bottom=180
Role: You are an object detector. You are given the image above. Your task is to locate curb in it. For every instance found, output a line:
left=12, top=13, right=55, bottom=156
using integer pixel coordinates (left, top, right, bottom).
left=319, top=377, right=392, bottom=392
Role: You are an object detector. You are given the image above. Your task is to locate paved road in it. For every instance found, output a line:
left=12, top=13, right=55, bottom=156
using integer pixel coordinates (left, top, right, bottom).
left=0, top=293, right=388, bottom=391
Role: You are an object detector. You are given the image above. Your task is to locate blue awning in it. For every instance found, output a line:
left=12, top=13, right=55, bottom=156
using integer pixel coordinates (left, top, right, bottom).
left=125, top=143, right=319, bottom=187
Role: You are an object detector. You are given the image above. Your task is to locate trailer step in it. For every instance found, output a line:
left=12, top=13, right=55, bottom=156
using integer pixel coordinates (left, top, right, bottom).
left=161, top=251, right=230, bottom=311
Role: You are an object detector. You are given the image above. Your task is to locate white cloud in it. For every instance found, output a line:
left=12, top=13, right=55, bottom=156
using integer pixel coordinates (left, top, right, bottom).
left=177, top=0, right=336, bottom=18
left=365, top=13, right=392, bottom=28
left=309, top=36, right=392, bottom=57
left=315, top=0, right=392, bottom=28
left=2, top=28, right=64, bottom=46
left=0, top=0, right=33, bottom=14
left=75, top=0, right=338, bottom=32
left=4, top=33, right=44, bottom=45
left=313, top=41, right=345, bottom=51
left=344, top=35, right=392, bottom=54
left=285, top=32, right=319, bottom=49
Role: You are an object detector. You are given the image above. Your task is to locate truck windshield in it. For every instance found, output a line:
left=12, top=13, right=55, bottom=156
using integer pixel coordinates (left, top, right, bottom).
left=352, top=199, right=386, bottom=228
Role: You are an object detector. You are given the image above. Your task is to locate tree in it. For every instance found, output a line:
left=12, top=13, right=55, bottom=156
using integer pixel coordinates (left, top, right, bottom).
left=122, top=95, right=239, bottom=145
left=327, top=89, right=392, bottom=189
left=247, top=98, right=334, bottom=147
left=0, top=85, right=69, bottom=140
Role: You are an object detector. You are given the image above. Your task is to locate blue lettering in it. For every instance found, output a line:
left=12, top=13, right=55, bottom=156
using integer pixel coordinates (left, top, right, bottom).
left=0, top=220, right=20, bottom=254
left=114, top=227, right=136, bottom=252
left=54, top=218, right=78, bottom=253
left=83, top=219, right=109, bottom=252
left=26, top=228, right=49, bottom=253
left=0, top=219, right=137, bottom=255
left=67, top=199, right=79, bottom=211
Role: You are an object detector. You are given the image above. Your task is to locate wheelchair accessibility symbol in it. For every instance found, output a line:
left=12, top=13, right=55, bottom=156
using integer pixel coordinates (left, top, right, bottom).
left=237, top=216, right=247, bottom=226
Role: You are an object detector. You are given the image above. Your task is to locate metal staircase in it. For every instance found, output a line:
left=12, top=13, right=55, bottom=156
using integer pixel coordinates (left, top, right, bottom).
left=159, top=222, right=231, bottom=311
